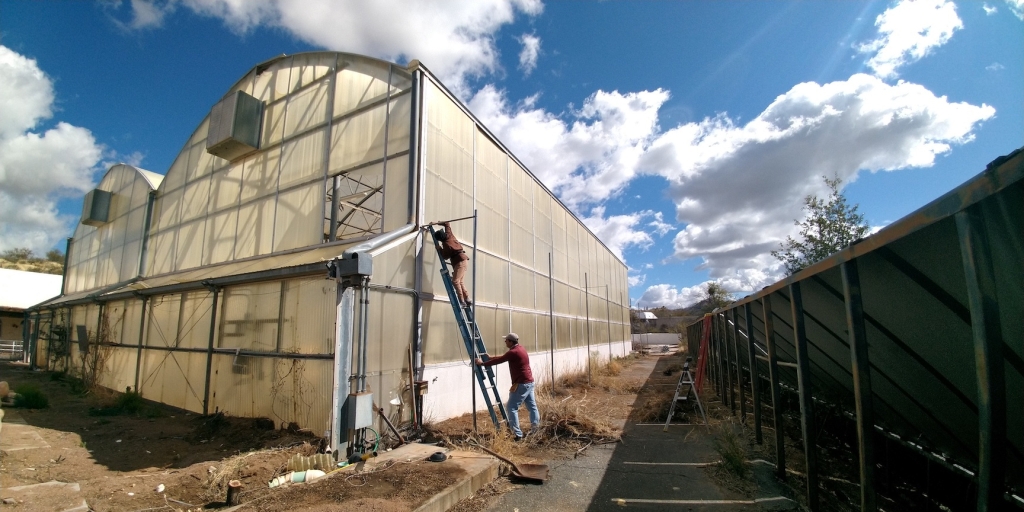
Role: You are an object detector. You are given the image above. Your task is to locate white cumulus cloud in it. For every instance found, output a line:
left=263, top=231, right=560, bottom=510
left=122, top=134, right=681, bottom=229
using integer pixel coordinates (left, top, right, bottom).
left=640, top=73, right=994, bottom=289
left=857, top=0, right=962, bottom=79
left=637, top=283, right=707, bottom=309
left=983, top=3, right=998, bottom=15
left=469, top=85, right=668, bottom=207
left=0, top=46, right=104, bottom=255
left=518, top=33, right=541, bottom=75
left=578, top=206, right=656, bottom=261
left=1007, top=0, right=1024, bottom=19
left=118, top=0, right=543, bottom=95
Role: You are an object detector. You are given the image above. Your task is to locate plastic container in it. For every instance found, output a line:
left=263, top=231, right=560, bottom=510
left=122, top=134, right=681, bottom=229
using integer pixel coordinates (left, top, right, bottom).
left=268, top=469, right=326, bottom=488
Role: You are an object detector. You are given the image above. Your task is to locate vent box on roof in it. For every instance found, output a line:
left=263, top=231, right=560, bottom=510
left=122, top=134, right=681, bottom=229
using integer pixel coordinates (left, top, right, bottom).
left=81, top=189, right=112, bottom=226
left=206, top=90, right=264, bottom=161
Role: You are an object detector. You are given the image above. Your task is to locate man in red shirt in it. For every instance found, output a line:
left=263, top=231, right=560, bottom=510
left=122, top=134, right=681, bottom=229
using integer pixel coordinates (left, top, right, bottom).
left=475, top=333, right=540, bottom=440
left=432, top=221, right=470, bottom=306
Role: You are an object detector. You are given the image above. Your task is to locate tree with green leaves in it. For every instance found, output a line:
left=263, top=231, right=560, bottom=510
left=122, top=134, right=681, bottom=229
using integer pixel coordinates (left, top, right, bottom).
left=772, top=175, right=870, bottom=275
left=700, top=281, right=733, bottom=314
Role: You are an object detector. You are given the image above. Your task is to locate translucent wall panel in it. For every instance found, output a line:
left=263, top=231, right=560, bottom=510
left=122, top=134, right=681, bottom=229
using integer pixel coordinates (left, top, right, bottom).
left=382, top=154, right=410, bottom=232
left=146, top=294, right=181, bottom=348
left=473, top=305, right=510, bottom=355
left=252, top=60, right=292, bottom=103
left=175, top=219, right=206, bottom=271
left=274, top=183, right=322, bottom=252
left=279, top=129, right=325, bottom=190
left=329, top=104, right=388, bottom=174
left=535, top=272, right=551, bottom=313
left=536, top=311, right=552, bottom=352
left=510, top=265, right=535, bottom=309
left=148, top=231, right=175, bottom=276
left=421, top=300, right=463, bottom=364
left=138, top=349, right=205, bottom=413
left=424, top=82, right=474, bottom=223
left=509, top=163, right=533, bottom=267
left=154, top=188, right=182, bottom=231
left=279, top=277, right=336, bottom=354
left=511, top=312, right=536, bottom=352
left=97, top=347, right=137, bottom=393
left=370, top=236, right=416, bottom=289
left=533, top=184, right=552, bottom=268
left=180, top=175, right=209, bottom=221
left=334, top=60, right=390, bottom=118
left=364, top=290, right=415, bottom=414
left=219, top=282, right=282, bottom=352
left=290, top=54, right=335, bottom=93
left=209, top=355, right=333, bottom=433
left=474, top=252, right=510, bottom=305
left=204, top=209, right=238, bottom=265
left=387, top=93, right=412, bottom=156
left=235, top=197, right=276, bottom=259
left=211, top=162, right=243, bottom=212
left=263, top=99, right=287, bottom=148
left=122, top=299, right=143, bottom=347
left=241, top=148, right=281, bottom=202
left=284, top=79, right=329, bottom=137
left=178, top=291, right=213, bottom=350
left=475, top=130, right=509, bottom=258
left=556, top=316, right=571, bottom=349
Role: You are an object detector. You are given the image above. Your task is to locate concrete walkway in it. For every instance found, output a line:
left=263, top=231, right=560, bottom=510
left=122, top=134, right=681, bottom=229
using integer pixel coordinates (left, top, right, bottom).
left=484, top=356, right=800, bottom=512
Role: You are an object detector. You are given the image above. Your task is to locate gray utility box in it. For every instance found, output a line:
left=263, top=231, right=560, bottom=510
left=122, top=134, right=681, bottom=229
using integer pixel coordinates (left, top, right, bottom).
left=345, top=392, right=374, bottom=430
left=81, top=189, right=112, bottom=227
left=206, top=90, right=264, bottom=161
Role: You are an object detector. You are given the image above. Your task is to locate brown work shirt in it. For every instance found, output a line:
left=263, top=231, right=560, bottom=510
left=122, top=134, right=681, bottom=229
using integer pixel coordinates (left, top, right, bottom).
left=439, top=222, right=470, bottom=263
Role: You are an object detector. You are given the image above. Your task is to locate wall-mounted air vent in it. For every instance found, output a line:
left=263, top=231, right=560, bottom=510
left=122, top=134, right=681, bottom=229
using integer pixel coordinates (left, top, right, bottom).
left=206, top=90, right=264, bottom=161
left=81, top=189, right=112, bottom=227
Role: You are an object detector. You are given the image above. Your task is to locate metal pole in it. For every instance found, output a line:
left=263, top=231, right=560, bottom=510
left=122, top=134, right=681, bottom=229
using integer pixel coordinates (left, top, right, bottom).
left=746, top=303, right=761, bottom=443
left=762, top=294, right=786, bottom=479
left=134, top=297, right=148, bottom=393
left=585, top=273, right=591, bottom=385
left=732, top=308, right=745, bottom=421
left=955, top=209, right=1006, bottom=512
left=789, top=282, right=819, bottom=510
left=605, top=285, right=611, bottom=356
left=472, top=210, right=478, bottom=433
left=549, top=253, right=555, bottom=392
left=724, top=312, right=734, bottom=413
left=841, top=259, right=877, bottom=511
left=202, top=286, right=220, bottom=415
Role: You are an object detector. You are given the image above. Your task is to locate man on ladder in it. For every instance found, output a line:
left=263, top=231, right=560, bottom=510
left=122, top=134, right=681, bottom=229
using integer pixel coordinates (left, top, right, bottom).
left=430, top=221, right=470, bottom=306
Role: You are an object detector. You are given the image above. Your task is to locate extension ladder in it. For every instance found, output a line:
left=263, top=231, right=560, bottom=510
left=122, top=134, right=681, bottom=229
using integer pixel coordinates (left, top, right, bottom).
left=425, top=225, right=509, bottom=430
left=663, top=358, right=707, bottom=430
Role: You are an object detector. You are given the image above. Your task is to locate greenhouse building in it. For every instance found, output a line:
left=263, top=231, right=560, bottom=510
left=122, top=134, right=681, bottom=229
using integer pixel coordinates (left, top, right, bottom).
left=25, top=52, right=630, bottom=450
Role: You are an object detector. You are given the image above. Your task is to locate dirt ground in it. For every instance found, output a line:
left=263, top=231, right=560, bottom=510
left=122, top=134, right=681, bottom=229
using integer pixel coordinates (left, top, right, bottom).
left=0, top=348, right=680, bottom=512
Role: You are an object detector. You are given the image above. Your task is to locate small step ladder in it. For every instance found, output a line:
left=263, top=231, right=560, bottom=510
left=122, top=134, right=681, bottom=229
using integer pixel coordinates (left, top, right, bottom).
left=425, top=224, right=509, bottom=430
left=664, top=357, right=707, bottom=430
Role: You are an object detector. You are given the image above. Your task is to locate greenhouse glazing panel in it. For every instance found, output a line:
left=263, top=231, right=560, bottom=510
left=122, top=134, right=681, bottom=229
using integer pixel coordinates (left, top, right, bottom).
left=279, top=128, right=326, bottom=190
left=279, top=277, right=336, bottom=355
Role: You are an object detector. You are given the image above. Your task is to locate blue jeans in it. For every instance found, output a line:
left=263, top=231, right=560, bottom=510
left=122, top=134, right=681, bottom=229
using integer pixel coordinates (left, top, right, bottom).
left=507, top=382, right=540, bottom=437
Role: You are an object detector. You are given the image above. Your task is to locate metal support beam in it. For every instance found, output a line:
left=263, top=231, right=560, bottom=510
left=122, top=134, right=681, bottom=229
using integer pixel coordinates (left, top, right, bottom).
left=842, top=259, right=877, bottom=511
left=762, top=293, right=785, bottom=479
left=732, top=308, right=745, bottom=421
left=723, top=312, right=734, bottom=412
left=955, top=208, right=1006, bottom=512
left=134, top=297, right=148, bottom=393
left=202, top=286, right=220, bottom=415
left=790, top=282, right=819, bottom=510
left=745, top=302, right=762, bottom=444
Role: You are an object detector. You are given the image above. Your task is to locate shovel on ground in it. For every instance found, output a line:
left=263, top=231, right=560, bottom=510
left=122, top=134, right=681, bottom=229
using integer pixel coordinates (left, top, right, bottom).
left=476, top=445, right=549, bottom=483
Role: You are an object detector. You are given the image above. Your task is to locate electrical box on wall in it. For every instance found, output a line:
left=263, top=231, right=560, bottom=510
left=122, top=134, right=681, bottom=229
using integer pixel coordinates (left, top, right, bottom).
left=206, top=90, right=264, bottom=161
left=345, top=392, right=374, bottom=430
left=81, top=189, right=112, bottom=226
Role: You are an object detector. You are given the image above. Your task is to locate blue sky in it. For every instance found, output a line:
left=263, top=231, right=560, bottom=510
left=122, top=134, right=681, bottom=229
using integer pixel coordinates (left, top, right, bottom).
left=1, top=0, right=1021, bottom=307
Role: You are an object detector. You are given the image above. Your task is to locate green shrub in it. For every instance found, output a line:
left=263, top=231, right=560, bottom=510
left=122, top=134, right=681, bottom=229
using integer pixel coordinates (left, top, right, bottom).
left=712, top=424, right=748, bottom=478
left=13, top=385, right=49, bottom=409
left=115, top=390, right=145, bottom=414
left=89, top=389, right=146, bottom=416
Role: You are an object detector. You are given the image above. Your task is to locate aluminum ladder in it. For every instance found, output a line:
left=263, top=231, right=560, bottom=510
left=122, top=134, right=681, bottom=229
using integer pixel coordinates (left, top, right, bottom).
left=425, top=225, right=508, bottom=430
left=664, top=357, right=707, bottom=430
